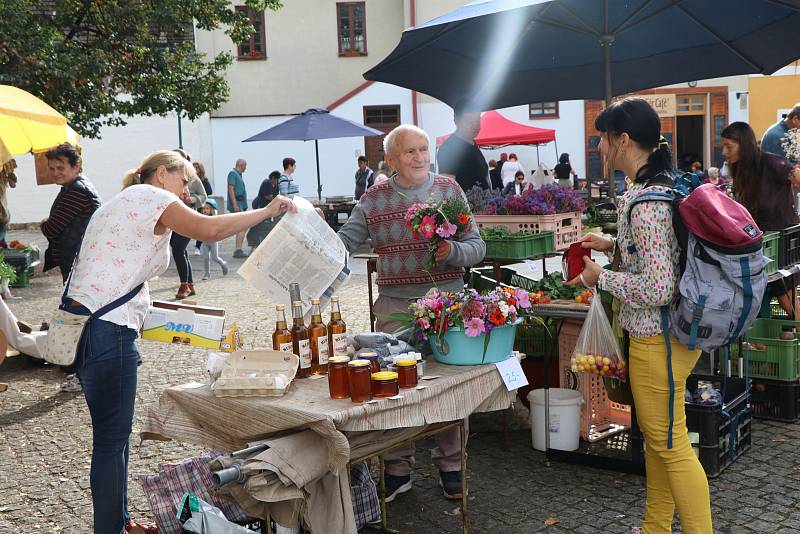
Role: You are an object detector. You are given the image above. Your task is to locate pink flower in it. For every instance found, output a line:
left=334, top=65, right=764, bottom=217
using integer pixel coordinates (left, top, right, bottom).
left=514, top=289, right=531, bottom=308
left=435, top=220, right=457, bottom=238
left=420, top=215, right=437, bottom=239
left=417, top=318, right=430, bottom=330
left=464, top=317, right=486, bottom=337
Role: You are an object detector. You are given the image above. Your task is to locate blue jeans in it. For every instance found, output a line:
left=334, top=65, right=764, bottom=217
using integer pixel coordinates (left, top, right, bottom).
left=68, top=303, right=139, bottom=534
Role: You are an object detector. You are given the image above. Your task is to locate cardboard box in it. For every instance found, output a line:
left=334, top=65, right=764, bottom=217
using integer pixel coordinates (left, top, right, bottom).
left=142, top=300, right=225, bottom=349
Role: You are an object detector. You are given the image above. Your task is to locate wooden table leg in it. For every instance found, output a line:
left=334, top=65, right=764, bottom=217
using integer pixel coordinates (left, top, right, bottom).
left=460, top=421, right=469, bottom=534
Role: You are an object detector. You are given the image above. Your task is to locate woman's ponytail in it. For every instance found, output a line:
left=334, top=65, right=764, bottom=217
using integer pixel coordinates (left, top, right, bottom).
left=121, top=169, right=142, bottom=189
left=639, top=141, right=673, bottom=182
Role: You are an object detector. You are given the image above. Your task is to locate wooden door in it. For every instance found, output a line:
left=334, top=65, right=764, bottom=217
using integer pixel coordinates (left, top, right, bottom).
left=363, top=105, right=400, bottom=169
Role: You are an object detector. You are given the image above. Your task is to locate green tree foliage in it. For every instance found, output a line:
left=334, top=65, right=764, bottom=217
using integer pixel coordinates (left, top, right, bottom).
left=0, top=0, right=282, bottom=138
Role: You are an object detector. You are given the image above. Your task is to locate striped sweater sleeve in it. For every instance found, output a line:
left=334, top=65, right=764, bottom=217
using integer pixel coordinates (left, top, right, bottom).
left=41, top=189, right=93, bottom=238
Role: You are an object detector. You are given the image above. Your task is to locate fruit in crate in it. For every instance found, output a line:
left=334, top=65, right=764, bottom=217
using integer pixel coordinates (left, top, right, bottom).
left=570, top=351, right=627, bottom=380
left=528, top=291, right=552, bottom=305
left=575, top=290, right=593, bottom=305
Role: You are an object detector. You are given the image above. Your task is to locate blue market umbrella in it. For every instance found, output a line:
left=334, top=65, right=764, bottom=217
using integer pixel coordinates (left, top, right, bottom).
left=364, top=0, right=800, bottom=109
left=243, top=108, right=383, bottom=200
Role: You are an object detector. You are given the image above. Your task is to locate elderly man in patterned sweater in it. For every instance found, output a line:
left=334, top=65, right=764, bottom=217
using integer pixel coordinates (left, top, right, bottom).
left=338, top=124, right=486, bottom=503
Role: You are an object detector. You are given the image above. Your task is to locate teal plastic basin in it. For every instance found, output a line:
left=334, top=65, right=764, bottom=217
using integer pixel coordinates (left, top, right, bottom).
left=430, top=318, right=522, bottom=365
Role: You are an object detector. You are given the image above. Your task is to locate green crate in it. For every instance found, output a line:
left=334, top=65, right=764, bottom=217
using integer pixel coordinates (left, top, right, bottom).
left=9, top=266, right=32, bottom=288
left=483, top=231, right=555, bottom=260
left=763, top=231, right=780, bottom=274
left=731, top=318, right=800, bottom=381
left=514, top=318, right=559, bottom=358
left=469, top=266, right=541, bottom=292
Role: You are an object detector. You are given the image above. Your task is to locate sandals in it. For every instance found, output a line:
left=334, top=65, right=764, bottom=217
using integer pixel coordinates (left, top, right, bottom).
left=0, top=383, right=7, bottom=393
left=125, top=519, right=158, bottom=534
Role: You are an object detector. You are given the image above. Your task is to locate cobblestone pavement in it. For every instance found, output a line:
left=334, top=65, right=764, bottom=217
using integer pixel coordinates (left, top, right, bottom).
left=1, top=230, right=799, bottom=533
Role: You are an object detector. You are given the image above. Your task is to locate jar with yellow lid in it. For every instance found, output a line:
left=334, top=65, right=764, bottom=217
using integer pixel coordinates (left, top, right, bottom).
left=396, top=359, right=418, bottom=389
left=371, top=371, right=399, bottom=397
left=328, top=356, right=350, bottom=399
left=348, top=360, right=372, bottom=403
left=359, top=352, right=381, bottom=375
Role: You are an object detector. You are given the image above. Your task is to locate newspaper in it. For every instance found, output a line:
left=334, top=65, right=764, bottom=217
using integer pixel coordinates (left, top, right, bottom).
left=238, top=197, right=350, bottom=317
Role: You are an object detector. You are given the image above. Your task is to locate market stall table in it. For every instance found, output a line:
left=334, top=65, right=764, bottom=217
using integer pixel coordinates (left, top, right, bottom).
left=142, top=359, right=516, bottom=533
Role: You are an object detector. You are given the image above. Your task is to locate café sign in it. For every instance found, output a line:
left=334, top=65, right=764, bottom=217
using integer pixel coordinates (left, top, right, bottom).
left=640, top=94, right=676, bottom=117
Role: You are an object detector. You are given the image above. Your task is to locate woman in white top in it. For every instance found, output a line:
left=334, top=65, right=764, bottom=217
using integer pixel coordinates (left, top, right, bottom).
left=499, top=152, right=524, bottom=186
left=63, top=150, right=295, bottom=534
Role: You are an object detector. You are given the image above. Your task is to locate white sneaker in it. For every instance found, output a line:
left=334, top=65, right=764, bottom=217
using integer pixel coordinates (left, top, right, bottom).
left=193, top=248, right=202, bottom=256
left=61, top=374, right=82, bottom=393
left=202, top=273, right=210, bottom=280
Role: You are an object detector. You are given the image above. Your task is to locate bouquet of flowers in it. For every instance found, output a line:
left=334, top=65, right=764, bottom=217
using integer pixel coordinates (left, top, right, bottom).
left=782, top=128, right=800, bottom=164
left=404, top=196, right=473, bottom=270
left=407, top=286, right=531, bottom=341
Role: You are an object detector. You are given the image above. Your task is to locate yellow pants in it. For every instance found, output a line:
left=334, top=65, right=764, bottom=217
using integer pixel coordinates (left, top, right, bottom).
left=629, top=335, right=712, bottom=534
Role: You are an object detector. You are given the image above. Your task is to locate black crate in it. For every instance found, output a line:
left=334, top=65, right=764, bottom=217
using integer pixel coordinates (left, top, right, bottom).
left=750, top=378, right=800, bottom=421
left=685, top=374, right=751, bottom=478
left=778, top=224, right=800, bottom=268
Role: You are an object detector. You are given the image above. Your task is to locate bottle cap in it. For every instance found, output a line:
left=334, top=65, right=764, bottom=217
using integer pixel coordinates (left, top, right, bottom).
left=396, top=359, right=417, bottom=367
left=329, top=356, right=350, bottom=364
left=276, top=304, right=285, bottom=310
left=311, top=298, right=320, bottom=304
left=348, top=359, right=370, bottom=367
left=292, top=300, right=302, bottom=307
left=331, top=296, right=339, bottom=302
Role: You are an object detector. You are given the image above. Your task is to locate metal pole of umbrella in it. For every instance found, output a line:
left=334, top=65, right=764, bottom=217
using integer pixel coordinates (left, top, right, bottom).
left=602, top=0, right=616, bottom=202
left=536, top=144, right=540, bottom=165
left=177, top=109, right=184, bottom=149
left=315, top=139, right=322, bottom=201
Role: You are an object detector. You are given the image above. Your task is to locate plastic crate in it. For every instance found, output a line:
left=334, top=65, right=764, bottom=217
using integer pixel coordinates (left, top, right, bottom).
left=475, top=212, right=582, bottom=250
left=469, top=266, right=540, bottom=292
left=9, top=266, right=32, bottom=288
left=730, top=318, right=800, bottom=381
left=483, top=231, right=556, bottom=260
left=779, top=224, right=800, bottom=268
left=514, top=318, right=558, bottom=358
left=750, top=378, right=800, bottom=421
left=763, top=231, right=780, bottom=274
left=558, top=319, right=631, bottom=442
left=685, top=374, right=751, bottom=478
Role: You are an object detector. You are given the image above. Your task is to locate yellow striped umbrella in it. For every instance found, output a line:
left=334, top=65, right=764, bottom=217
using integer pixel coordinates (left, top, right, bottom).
left=0, top=85, right=79, bottom=165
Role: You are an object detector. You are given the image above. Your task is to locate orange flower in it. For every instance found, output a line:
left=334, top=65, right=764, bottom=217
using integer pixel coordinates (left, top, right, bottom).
left=457, top=213, right=470, bottom=225
left=489, top=309, right=505, bottom=325
left=507, top=296, right=517, bottom=307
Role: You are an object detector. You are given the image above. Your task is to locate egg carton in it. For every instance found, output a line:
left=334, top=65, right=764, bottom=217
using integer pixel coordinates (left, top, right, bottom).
left=212, top=350, right=299, bottom=398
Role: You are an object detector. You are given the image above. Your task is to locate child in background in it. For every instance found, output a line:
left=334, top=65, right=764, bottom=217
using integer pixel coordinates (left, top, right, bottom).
left=200, top=199, right=229, bottom=280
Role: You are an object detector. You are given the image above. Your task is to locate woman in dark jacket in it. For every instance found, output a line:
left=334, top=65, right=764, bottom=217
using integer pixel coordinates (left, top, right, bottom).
left=722, top=121, right=800, bottom=317
left=41, top=143, right=101, bottom=281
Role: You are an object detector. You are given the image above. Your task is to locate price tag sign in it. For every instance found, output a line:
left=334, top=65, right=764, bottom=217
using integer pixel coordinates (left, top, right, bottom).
left=495, top=357, right=528, bottom=391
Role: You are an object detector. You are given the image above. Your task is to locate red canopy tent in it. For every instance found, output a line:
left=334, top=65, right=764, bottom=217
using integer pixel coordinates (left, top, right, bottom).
left=435, top=110, right=557, bottom=164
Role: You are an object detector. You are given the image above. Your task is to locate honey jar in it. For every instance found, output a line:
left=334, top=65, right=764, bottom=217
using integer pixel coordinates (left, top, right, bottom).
left=396, top=359, right=418, bottom=389
left=348, top=360, right=372, bottom=403
left=328, top=356, right=350, bottom=399
left=371, top=371, right=399, bottom=397
left=360, top=352, right=381, bottom=375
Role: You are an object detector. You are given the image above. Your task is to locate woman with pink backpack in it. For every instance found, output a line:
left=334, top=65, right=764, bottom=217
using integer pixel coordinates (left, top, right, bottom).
left=567, top=98, right=712, bottom=533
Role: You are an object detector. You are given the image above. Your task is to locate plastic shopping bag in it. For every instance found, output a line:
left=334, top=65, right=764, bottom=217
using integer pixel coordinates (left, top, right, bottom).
left=570, top=290, right=627, bottom=382
left=177, top=493, right=253, bottom=534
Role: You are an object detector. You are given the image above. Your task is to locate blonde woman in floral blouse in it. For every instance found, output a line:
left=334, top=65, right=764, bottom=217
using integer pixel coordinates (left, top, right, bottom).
left=567, top=98, right=712, bottom=534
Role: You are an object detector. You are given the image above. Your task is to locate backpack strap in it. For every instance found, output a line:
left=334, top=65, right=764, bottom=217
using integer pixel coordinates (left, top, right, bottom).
left=624, top=190, right=675, bottom=254
left=731, top=256, right=754, bottom=340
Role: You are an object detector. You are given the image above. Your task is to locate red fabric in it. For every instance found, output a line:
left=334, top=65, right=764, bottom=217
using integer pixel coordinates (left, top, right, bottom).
left=436, top=110, right=556, bottom=148
left=679, top=183, right=763, bottom=249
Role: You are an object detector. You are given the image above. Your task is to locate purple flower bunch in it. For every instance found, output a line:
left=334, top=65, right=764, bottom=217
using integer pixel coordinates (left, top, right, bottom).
left=467, top=184, right=586, bottom=215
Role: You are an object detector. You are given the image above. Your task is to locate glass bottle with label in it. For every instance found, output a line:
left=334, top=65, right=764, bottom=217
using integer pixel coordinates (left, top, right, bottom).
left=291, top=300, right=311, bottom=378
left=308, top=298, right=329, bottom=375
left=272, top=304, right=293, bottom=355
left=327, top=296, right=348, bottom=357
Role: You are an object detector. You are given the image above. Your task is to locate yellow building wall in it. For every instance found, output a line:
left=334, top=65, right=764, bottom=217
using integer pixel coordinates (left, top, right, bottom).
left=749, top=74, right=800, bottom=138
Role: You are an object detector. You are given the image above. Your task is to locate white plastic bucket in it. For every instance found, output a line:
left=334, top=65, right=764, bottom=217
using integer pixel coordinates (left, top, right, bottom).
left=528, top=388, right=583, bottom=452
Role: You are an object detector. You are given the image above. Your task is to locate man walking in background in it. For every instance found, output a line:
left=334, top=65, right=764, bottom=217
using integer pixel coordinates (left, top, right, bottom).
left=354, top=156, right=374, bottom=200
left=437, top=99, right=490, bottom=192
left=227, top=158, right=248, bottom=258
